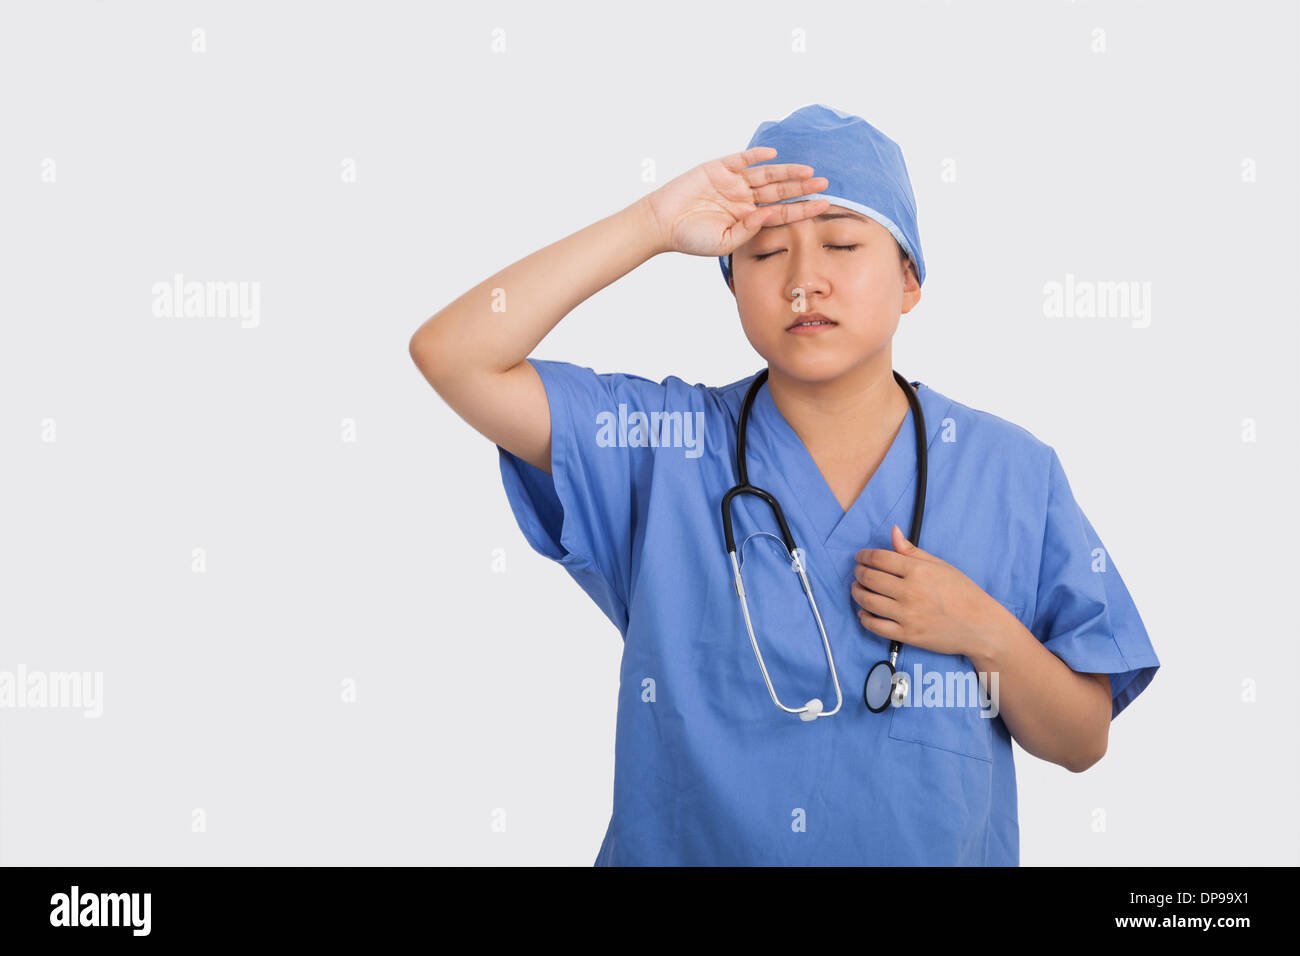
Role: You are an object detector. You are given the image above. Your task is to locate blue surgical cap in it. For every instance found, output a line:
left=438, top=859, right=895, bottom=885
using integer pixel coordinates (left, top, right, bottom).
left=719, top=103, right=926, bottom=288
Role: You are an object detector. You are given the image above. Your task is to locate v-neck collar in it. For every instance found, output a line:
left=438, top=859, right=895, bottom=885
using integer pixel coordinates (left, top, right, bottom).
left=747, top=372, right=951, bottom=552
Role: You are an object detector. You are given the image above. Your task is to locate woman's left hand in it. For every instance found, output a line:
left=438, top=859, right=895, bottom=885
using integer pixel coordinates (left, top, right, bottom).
left=851, top=525, right=1013, bottom=659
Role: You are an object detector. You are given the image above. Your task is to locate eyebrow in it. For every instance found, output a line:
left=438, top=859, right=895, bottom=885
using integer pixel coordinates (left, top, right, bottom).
left=762, top=209, right=872, bottom=229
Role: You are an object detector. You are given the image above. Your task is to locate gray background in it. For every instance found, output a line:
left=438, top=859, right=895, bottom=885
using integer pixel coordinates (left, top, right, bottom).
left=1, top=0, right=1296, bottom=865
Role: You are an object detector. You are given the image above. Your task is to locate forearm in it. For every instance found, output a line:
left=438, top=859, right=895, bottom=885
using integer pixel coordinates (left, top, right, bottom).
left=409, top=197, right=665, bottom=379
left=965, top=610, right=1111, bottom=773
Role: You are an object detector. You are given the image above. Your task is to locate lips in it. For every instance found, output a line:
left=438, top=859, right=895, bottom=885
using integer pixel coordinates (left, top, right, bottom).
left=787, top=312, right=837, bottom=330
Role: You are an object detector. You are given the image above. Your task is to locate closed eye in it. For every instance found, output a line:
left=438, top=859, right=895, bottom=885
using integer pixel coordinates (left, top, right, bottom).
left=753, top=244, right=859, bottom=261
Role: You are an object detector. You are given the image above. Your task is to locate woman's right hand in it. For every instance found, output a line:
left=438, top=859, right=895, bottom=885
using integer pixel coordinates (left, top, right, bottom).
left=641, top=147, right=830, bottom=258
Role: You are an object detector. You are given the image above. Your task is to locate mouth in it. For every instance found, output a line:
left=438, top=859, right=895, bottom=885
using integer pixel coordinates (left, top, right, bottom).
left=787, top=312, right=838, bottom=333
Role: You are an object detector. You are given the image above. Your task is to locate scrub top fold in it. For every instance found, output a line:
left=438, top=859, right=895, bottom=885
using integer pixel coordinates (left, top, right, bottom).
left=496, top=358, right=669, bottom=634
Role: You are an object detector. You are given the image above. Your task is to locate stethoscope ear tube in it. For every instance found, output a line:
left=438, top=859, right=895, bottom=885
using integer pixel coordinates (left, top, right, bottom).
left=899, top=371, right=927, bottom=547
left=721, top=484, right=796, bottom=555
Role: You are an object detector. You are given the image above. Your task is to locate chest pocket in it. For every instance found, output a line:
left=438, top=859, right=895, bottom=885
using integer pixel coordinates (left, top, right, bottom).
left=886, top=602, right=1025, bottom=763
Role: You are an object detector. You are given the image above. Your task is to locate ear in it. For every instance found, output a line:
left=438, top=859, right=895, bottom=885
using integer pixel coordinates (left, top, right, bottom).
left=901, top=263, right=922, bottom=314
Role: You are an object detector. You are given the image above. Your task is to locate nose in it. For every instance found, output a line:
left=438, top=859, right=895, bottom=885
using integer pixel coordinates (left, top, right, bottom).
left=781, top=234, right=831, bottom=305
left=786, top=268, right=829, bottom=311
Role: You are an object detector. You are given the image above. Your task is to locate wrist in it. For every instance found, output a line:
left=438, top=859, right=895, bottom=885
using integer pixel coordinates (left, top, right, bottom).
left=964, top=603, right=1017, bottom=675
left=626, top=195, right=669, bottom=258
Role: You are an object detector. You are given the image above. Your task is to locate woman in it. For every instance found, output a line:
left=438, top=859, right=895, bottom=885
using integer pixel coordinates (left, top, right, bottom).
left=408, top=104, right=1159, bottom=865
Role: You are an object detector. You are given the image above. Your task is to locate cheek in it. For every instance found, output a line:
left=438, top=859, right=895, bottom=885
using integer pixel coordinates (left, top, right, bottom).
left=734, top=285, right=785, bottom=332
left=843, top=266, right=904, bottom=307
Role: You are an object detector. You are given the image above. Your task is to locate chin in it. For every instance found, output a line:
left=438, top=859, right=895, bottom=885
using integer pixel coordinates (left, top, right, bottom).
left=764, top=352, right=858, bottom=384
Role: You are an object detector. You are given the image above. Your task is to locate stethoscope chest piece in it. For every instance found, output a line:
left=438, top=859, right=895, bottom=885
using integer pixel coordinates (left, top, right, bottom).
left=864, top=658, right=909, bottom=712
left=864, top=659, right=892, bottom=712
left=891, top=671, right=909, bottom=707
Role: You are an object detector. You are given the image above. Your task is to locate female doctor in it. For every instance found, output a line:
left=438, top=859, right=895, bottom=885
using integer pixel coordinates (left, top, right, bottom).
left=408, top=104, right=1160, bottom=866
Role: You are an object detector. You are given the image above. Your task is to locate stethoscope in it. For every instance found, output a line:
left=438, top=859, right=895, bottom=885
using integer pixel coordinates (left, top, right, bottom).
left=720, top=367, right=928, bottom=721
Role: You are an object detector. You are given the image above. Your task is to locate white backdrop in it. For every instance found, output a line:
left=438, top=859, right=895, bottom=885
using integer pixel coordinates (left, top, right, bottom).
left=1, top=0, right=1296, bottom=866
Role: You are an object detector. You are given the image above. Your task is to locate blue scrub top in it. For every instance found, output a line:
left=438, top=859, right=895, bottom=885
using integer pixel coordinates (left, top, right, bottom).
left=496, top=359, right=1160, bottom=866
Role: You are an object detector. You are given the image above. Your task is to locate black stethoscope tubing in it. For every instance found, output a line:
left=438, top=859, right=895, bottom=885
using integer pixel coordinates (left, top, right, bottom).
left=721, top=367, right=928, bottom=714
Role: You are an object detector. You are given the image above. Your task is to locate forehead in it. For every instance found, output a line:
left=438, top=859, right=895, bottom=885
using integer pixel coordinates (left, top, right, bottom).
left=764, top=206, right=868, bottom=227
left=734, top=205, right=885, bottom=255
left=758, top=205, right=877, bottom=231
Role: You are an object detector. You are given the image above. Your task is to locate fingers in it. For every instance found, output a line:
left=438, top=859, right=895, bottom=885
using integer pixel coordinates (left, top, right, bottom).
left=718, top=146, right=778, bottom=173
left=854, top=562, right=906, bottom=599
left=852, top=587, right=904, bottom=639
left=717, top=147, right=831, bottom=238
left=857, top=609, right=903, bottom=640
left=724, top=205, right=778, bottom=244
left=718, top=206, right=774, bottom=258
left=855, top=548, right=909, bottom=577
left=749, top=175, right=828, bottom=206
left=720, top=146, right=824, bottom=194
left=740, top=161, right=815, bottom=187
left=851, top=578, right=901, bottom=616
left=852, top=547, right=908, bottom=636
left=756, top=196, right=831, bottom=227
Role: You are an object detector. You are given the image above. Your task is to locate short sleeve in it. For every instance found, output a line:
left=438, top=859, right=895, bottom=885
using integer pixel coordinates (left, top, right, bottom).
left=496, top=358, right=667, bottom=635
left=1030, top=448, right=1160, bottom=719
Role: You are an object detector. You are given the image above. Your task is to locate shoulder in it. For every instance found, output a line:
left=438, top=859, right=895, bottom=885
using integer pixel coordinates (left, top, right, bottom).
left=666, top=369, right=761, bottom=423
left=916, top=379, right=1059, bottom=477
left=530, top=358, right=756, bottom=408
left=526, top=360, right=759, bottom=465
left=536, top=358, right=760, bottom=425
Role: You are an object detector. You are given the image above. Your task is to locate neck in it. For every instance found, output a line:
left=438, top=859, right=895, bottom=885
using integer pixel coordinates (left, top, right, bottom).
left=765, top=356, right=911, bottom=465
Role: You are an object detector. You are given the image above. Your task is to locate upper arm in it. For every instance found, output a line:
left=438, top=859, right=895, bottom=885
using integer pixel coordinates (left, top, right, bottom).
left=1080, top=672, right=1113, bottom=769
left=409, top=335, right=552, bottom=474
left=1087, top=672, right=1112, bottom=733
